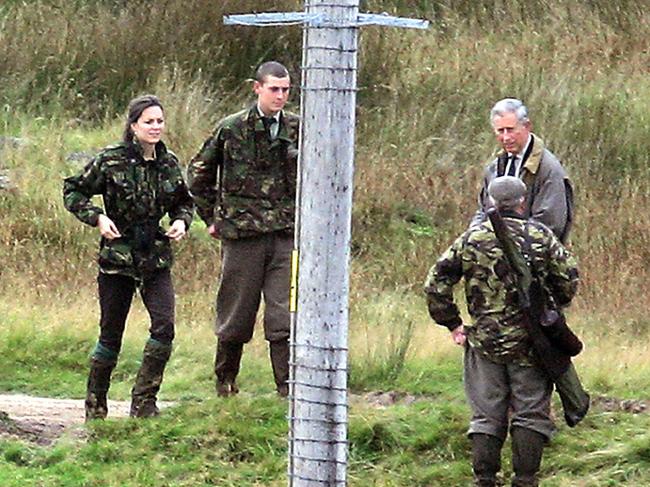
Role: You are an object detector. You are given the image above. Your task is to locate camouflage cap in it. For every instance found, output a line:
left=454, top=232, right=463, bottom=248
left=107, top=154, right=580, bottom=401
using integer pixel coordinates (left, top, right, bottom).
left=488, top=176, right=526, bottom=208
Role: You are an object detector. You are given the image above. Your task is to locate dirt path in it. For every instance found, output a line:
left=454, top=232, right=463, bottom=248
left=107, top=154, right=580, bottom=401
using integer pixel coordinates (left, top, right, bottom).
left=0, top=392, right=646, bottom=446
left=0, top=394, right=131, bottom=445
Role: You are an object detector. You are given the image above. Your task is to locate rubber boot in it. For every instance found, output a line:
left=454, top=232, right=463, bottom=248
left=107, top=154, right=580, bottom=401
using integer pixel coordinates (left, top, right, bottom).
left=511, top=427, right=545, bottom=487
left=471, top=433, right=503, bottom=487
left=130, top=339, right=172, bottom=418
left=85, top=357, right=117, bottom=422
left=270, top=339, right=290, bottom=397
left=215, top=341, right=243, bottom=397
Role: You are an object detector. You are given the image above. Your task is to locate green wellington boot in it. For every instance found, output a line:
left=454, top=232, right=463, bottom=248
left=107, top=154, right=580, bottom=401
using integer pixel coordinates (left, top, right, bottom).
left=270, top=339, right=290, bottom=397
left=511, top=427, right=545, bottom=487
left=471, top=433, right=504, bottom=487
left=85, top=357, right=117, bottom=422
left=130, top=339, right=172, bottom=418
left=215, top=341, right=243, bottom=397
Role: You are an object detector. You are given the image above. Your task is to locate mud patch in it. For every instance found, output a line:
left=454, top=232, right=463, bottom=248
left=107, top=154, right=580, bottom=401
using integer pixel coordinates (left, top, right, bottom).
left=352, top=390, right=422, bottom=408
left=590, top=395, right=648, bottom=414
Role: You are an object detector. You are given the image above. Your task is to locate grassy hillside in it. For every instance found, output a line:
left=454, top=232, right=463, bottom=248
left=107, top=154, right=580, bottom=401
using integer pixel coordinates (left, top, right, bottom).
left=1, top=0, right=650, bottom=485
left=1, top=0, right=648, bottom=315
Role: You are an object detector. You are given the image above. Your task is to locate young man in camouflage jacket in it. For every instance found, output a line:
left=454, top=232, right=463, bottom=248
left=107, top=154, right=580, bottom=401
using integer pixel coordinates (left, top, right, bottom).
left=425, top=176, right=579, bottom=486
left=188, top=61, right=299, bottom=397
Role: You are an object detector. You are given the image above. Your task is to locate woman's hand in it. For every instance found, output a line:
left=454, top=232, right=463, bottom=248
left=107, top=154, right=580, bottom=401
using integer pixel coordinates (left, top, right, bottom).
left=97, top=214, right=121, bottom=240
left=165, top=219, right=187, bottom=241
left=207, top=223, right=220, bottom=239
left=451, top=325, right=466, bottom=346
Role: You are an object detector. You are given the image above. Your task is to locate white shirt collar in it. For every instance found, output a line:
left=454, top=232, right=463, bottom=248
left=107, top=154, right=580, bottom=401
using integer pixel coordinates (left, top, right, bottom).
left=257, top=104, right=281, bottom=122
left=509, top=134, right=532, bottom=160
left=505, top=134, right=531, bottom=178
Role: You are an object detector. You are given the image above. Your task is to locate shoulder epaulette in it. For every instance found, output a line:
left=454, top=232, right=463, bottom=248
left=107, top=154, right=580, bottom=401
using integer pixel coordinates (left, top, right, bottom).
left=96, top=142, right=127, bottom=162
left=219, top=108, right=250, bottom=129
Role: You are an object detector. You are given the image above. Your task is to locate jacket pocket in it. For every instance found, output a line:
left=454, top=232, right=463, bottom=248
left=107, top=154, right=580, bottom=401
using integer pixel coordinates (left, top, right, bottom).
left=98, top=239, right=133, bottom=268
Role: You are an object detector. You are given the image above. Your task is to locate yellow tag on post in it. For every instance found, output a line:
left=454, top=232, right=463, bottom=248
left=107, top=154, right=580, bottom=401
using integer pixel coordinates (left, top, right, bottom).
left=289, top=249, right=299, bottom=313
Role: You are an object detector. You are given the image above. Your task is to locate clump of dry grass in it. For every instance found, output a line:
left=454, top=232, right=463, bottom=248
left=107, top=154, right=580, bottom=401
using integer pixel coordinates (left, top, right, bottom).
left=0, top=0, right=302, bottom=117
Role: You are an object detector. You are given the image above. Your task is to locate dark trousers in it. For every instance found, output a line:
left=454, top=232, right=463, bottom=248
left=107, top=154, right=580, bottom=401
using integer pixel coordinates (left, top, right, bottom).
left=215, top=233, right=292, bottom=343
left=464, top=346, right=555, bottom=442
left=97, top=270, right=175, bottom=354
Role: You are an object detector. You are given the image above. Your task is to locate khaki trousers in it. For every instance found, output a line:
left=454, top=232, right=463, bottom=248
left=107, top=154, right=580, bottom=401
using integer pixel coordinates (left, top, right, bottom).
left=215, top=232, right=292, bottom=343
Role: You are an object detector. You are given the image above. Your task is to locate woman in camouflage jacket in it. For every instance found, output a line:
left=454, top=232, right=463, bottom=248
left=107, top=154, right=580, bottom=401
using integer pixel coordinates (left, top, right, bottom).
left=63, top=95, right=193, bottom=420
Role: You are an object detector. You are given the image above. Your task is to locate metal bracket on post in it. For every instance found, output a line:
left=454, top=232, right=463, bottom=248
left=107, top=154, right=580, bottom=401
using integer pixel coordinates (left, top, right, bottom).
left=224, top=12, right=429, bottom=29
left=224, top=12, right=323, bottom=27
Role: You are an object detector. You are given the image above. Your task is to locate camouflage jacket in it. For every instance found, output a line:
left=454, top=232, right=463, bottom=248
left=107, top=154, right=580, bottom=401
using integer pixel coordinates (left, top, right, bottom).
left=187, top=104, right=299, bottom=239
left=424, top=213, right=579, bottom=365
left=63, top=141, right=194, bottom=279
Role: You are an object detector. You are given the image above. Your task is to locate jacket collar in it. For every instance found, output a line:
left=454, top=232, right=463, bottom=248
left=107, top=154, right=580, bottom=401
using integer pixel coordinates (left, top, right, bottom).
left=500, top=210, right=526, bottom=220
left=496, top=133, right=545, bottom=175
left=521, top=133, right=544, bottom=175
left=245, top=103, right=292, bottom=144
left=256, top=104, right=281, bottom=123
left=128, top=139, right=168, bottom=162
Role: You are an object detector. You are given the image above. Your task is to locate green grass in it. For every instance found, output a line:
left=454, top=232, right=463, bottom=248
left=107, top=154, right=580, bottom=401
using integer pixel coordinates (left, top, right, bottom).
left=2, top=352, right=650, bottom=486
left=0, top=397, right=288, bottom=487
left=1, top=303, right=650, bottom=485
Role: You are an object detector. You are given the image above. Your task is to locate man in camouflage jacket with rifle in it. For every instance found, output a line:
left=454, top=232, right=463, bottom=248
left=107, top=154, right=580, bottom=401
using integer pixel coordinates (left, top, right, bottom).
left=425, top=176, right=579, bottom=486
left=188, top=61, right=299, bottom=398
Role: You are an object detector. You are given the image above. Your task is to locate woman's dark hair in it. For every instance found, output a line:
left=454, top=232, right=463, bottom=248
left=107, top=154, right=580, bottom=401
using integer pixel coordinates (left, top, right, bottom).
left=122, top=94, right=164, bottom=145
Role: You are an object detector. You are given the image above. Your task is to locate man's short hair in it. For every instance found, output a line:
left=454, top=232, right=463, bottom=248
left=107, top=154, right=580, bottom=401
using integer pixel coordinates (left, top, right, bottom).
left=490, top=98, right=529, bottom=125
left=488, top=176, right=527, bottom=212
left=255, top=61, right=289, bottom=83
